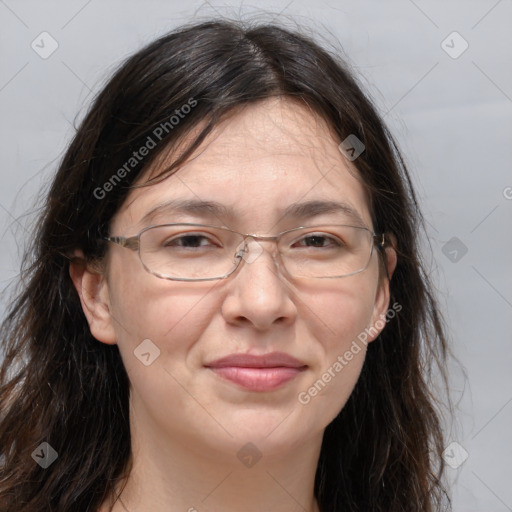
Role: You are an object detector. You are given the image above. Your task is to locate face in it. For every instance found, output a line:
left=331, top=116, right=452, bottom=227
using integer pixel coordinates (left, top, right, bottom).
left=76, top=98, right=395, bottom=461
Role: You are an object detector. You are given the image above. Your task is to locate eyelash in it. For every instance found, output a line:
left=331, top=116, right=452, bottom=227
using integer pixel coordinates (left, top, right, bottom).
left=164, top=232, right=342, bottom=249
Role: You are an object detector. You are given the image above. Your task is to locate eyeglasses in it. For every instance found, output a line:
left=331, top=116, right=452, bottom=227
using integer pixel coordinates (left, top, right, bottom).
left=103, top=223, right=385, bottom=281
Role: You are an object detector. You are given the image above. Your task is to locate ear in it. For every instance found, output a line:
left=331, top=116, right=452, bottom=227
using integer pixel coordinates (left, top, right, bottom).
left=367, top=244, right=398, bottom=343
left=69, top=249, right=117, bottom=345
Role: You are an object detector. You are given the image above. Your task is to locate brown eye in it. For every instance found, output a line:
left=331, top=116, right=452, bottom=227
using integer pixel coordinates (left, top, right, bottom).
left=292, top=233, right=342, bottom=249
left=164, top=234, right=215, bottom=248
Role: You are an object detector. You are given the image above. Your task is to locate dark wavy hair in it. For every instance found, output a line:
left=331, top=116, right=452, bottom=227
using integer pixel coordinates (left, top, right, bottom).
left=0, top=17, right=454, bottom=511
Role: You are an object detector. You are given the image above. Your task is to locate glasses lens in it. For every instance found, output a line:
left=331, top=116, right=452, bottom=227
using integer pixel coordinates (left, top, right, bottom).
left=139, top=224, right=374, bottom=280
left=279, top=225, right=374, bottom=278
left=139, top=224, right=243, bottom=280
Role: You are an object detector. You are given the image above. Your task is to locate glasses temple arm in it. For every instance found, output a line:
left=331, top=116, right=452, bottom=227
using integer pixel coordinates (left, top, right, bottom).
left=104, top=236, right=140, bottom=250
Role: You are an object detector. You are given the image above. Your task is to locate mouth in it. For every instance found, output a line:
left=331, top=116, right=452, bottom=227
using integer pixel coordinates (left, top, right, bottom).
left=204, top=352, right=308, bottom=392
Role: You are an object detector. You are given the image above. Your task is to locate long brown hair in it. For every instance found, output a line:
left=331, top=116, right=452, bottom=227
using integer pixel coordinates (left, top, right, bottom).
left=0, top=18, right=454, bottom=511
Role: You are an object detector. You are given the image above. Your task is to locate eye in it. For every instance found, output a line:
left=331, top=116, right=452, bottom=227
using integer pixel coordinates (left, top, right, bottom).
left=163, top=232, right=220, bottom=249
left=292, top=232, right=343, bottom=249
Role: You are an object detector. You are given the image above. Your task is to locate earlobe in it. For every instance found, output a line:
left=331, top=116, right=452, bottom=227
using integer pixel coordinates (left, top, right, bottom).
left=68, top=250, right=117, bottom=345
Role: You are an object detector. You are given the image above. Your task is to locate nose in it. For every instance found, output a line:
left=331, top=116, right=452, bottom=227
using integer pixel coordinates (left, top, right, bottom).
left=220, top=238, right=297, bottom=330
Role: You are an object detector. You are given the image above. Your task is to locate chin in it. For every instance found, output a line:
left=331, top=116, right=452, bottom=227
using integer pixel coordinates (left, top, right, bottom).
left=214, top=408, right=307, bottom=445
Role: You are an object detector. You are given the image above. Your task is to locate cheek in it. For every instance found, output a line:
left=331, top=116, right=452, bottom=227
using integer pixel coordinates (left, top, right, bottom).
left=295, top=277, right=376, bottom=425
left=108, top=257, right=218, bottom=368
left=109, top=278, right=219, bottom=424
left=303, top=275, right=377, bottom=352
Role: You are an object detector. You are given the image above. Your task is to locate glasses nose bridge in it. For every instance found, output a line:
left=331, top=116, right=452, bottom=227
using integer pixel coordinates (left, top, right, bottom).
left=240, top=232, right=282, bottom=254
left=247, top=232, right=280, bottom=242
left=234, top=232, right=285, bottom=271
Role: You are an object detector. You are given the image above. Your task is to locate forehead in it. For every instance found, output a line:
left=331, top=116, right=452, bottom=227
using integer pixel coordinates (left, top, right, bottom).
left=112, top=97, right=372, bottom=233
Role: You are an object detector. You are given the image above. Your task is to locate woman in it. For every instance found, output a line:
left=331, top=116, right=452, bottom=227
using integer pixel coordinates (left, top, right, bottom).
left=0, top=18, right=453, bottom=511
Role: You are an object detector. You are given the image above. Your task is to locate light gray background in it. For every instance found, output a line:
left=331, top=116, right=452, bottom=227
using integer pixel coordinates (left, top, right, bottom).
left=1, top=1, right=511, bottom=510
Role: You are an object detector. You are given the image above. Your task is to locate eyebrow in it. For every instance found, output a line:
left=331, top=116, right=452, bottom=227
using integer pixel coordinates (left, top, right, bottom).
left=138, top=198, right=368, bottom=228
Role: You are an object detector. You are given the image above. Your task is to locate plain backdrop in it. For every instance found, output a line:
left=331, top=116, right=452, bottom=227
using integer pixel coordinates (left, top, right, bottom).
left=0, top=1, right=511, bottom=510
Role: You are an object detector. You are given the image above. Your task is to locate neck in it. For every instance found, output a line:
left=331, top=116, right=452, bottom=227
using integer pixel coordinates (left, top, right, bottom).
left=106, top=397, right=324, bottom=512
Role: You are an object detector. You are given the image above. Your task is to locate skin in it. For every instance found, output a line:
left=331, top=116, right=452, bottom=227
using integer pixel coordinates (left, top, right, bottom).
left=70, top=97, right=397, bottom=512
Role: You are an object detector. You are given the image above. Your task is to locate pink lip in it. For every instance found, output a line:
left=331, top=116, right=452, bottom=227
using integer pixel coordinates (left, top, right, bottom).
left=205, top=352, right=307, bottom=392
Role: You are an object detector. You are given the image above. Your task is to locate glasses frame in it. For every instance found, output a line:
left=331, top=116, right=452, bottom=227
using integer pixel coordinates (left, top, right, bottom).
left=103, top=222, right=386, bottom=282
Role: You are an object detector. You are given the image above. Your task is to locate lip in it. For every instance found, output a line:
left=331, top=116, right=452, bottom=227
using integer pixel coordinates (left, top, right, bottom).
left=204, top=352, right=308, bottom=392
left=206, top=352, right=306, bottom=369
